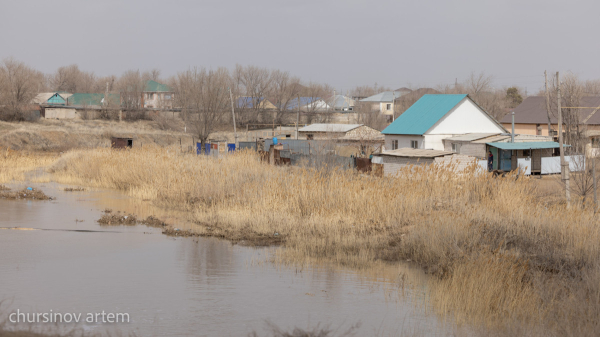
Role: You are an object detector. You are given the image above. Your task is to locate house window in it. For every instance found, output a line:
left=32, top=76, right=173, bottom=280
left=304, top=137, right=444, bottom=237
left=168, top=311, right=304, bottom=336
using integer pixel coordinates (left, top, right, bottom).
left=452, top=143, right=460, bottom=153
left=147, top=93, right=154, bottom=99
left=386, top=103, right=392, bottom=111
left=164, top=94, right=172, bottom=100
left=411, top=140, right=418, bottom=149
left=592, top=137, right=600, bottom=148
left=391, top=140, right=398, bottom=150
left=307, top=134, right=314, bottom=140
left=523, top=150, right=531, bottom=157
left=536, top=124, right=542, bottom=136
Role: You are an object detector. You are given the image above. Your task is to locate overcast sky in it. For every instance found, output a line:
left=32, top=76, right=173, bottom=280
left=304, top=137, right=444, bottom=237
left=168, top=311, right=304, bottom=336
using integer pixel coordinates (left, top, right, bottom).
left=1, top=0, right=599, bottom=93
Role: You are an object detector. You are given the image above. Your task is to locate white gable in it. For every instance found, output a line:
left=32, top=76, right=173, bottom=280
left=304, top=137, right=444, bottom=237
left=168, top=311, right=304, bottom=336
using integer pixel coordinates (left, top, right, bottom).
left=426, top=98, right=505, bottom=135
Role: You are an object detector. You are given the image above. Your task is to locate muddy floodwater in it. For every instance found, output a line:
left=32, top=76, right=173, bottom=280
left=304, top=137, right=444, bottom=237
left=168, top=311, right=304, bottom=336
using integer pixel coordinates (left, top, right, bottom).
left=0, top=183, right=450, bottom=336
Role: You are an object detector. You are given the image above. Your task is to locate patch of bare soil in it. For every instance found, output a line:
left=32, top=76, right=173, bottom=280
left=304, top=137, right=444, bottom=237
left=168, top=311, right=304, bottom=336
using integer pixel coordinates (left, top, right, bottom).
left=162, top=223, right=285, bottom=246
left=97, top=213, right=137, bottom=225
left=139, top=216, right=167, bottom=228
left=0, top=185, right=10, bottom=191
left=97, top=212, right=167, bottom=229
left=0, top=188, right=54, bottom=200
left=64, top=187, right=85, bottom=192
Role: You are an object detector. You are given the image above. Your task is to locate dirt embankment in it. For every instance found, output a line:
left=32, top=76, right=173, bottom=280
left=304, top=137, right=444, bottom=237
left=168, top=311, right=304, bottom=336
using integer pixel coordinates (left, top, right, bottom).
left=0, top=120, right=195, bottom=152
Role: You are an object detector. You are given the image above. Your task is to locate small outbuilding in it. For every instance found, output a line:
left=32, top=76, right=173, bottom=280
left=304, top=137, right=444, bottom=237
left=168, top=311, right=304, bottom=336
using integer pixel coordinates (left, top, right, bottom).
left=375, top=148, right=453, bottom=176
left=111, top=137, right=133, bottom=149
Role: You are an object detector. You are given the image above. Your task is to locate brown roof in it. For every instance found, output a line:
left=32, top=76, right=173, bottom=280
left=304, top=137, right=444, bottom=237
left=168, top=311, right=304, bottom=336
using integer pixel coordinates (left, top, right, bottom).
left=501, top=96, right=600, bottom=125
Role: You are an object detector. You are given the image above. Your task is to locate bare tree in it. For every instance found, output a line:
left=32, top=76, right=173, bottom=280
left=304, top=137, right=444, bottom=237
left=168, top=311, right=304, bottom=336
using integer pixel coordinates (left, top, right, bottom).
left=270, top=70, right=301, bottom=123
left=0, top=58, right=45, bottom=120
left=51, top=64, right=100, bottom=93
left=546, top=72, right=586, bottom=153
left=143, top=69, right=162, bottom=82
left=174, top=67, right=231, bottom=149
left=301, top=82, right=331, bottom=123
left=118, top=70, right=145, bottom=110
left=232, top=65, right=273, bottom=125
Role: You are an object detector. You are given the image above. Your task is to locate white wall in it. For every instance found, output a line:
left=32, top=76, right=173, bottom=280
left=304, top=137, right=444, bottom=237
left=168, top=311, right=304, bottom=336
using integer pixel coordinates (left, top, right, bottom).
left=428, top=99, right=505, bottom=135
left=384, top=135, right=424, bottom=150
left=45, top=108, right=78, bottom=119
left=424, top=134, right=453, bottom=150
left=541, top=155, right=585, bottom=175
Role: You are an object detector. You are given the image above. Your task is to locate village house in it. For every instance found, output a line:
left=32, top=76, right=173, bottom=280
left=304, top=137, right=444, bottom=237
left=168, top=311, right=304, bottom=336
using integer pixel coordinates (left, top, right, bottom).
left=500, top=96, right=600, bottom=137
left=143, top=80, right=175, bottom=109
left=382, top=94, right=507, bottom=151
left=359, top=90, right=407, bottom=117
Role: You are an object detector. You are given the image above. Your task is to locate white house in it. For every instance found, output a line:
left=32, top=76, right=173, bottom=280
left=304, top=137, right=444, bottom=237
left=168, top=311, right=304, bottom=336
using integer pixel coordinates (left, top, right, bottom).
left=382, top=94, right=507, bottom=151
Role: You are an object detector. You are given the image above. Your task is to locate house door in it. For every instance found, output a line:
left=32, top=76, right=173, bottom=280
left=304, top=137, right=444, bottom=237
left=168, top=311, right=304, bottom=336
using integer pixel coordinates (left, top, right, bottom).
left=490, top=147, right=498, bottom=170
left=500, top=149, right=512, bottom=171
left=532, top=149, right=542, bottom=172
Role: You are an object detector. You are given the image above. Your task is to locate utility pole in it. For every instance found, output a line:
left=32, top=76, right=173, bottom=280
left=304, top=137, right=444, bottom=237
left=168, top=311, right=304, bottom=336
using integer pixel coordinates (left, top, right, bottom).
left=557, top=71, right=571, bottom=206
left=296, top=94, right=300, bottom=140
left=594, top=157, right=598, bottom=213
left=228, top=87, right=238, bottom=147
left=544, top=71, right=552, bottom=135
left=392, top=91, right=396, bottom=122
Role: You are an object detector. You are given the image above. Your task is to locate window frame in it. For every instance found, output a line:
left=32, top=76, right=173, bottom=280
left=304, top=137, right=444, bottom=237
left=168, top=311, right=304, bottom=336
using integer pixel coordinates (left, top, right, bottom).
left=410, top=140, right=418, bottom=149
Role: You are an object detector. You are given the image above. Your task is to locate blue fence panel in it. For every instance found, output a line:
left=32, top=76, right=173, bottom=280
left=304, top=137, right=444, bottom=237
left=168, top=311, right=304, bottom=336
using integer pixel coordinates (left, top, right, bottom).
left=227, top=143, right=236, bottom=152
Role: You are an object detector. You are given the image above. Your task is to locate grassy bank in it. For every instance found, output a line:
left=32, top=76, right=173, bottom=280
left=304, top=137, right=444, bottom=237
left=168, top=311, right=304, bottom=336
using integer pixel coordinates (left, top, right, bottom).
left=5, top=147, right=600, bottom=335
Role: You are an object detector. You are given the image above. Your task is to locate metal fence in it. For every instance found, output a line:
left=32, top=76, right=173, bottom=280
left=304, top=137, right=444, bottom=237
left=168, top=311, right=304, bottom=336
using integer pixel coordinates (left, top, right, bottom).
left=262, top=139, right=336, bottom=155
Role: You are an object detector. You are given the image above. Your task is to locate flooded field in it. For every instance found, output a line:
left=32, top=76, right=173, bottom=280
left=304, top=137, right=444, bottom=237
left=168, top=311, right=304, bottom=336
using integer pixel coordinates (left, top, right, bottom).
left=0, top=183, right=451, bottom=336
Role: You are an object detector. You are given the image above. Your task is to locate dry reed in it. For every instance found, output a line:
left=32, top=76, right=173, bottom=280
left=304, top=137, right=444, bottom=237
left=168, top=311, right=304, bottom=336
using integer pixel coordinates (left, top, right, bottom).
left=8, top=146, right=600, bottom=335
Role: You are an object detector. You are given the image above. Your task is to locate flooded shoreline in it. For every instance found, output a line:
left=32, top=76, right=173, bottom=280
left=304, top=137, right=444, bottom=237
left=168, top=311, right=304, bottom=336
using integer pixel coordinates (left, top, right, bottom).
left=0, top=182, right=451, bottom=336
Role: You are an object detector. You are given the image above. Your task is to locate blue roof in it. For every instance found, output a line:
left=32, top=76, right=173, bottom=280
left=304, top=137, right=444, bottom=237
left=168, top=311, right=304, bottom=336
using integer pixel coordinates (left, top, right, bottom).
left=382, top=94, right=467, bottom=135
left=285, top=97, right=320, bottom=110
left=487, top=142, right=568, bottom=150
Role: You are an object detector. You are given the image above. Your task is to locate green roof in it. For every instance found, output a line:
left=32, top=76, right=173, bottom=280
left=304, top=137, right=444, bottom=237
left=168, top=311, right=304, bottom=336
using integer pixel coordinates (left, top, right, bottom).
left=487, top=142, right=568, bottom=150
left=68, top=93, right=120, bottom=106
left=382, top=94, right=467, bottom=135
left=145, top=80, right=171, bottom=92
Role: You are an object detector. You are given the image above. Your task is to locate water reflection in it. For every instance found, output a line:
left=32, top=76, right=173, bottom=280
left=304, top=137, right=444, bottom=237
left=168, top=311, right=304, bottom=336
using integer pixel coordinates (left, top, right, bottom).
left=0, top=183, right=450, bottom=336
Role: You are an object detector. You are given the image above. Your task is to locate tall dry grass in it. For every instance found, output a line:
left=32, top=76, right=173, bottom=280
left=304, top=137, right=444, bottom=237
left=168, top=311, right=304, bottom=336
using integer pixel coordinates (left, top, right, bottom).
left=0, top=149, right=57, bottom=183
left=26, top=146, right=600, bottom=335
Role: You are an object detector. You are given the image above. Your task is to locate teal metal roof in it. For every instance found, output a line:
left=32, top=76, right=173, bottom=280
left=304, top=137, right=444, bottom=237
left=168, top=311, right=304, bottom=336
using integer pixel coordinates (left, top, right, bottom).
left=487, top=142, right=567, bottom=150
left=68, top=93, right=120, bottom=106
left=47, top=93, right=66, bottom=105
left=382, top=94, right=467, bottom=135
left=145, top=80, right=171, bottom=92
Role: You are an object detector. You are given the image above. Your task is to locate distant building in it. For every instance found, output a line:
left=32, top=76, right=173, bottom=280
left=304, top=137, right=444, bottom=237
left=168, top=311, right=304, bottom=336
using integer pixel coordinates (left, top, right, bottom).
left=500, top=96, right=600, bottom=137
left=359, top=90, right=408, bottom=116
left=142, top=80, right=174, bottom=109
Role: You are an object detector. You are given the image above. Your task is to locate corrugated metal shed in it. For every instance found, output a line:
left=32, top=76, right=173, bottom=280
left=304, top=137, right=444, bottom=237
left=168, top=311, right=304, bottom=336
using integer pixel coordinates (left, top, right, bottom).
left=299, top=124, right=362, bottom=133
left=382, top=94, right=467, bottom=135
left=445, top=133, right=500, bottom=141
left=487, top=142, right=566, bottom=150
left=379, top=148, right=453, bottom=158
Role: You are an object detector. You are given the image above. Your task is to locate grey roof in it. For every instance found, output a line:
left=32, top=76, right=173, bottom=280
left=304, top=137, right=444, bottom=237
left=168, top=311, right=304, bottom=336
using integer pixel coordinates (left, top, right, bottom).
left=445, top=133, right=500, bottom=141
left=327, top=95, right=355, bottom=109
left=299, top=124, right=362, bottom=133
left=379, top=148, right=453, bottom=158
left=360, top=91, right=406, bottom=102
left=500, top=96, right=600, bottom=125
